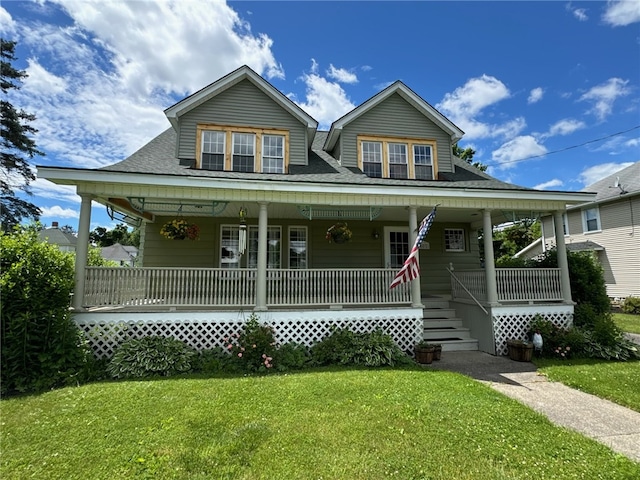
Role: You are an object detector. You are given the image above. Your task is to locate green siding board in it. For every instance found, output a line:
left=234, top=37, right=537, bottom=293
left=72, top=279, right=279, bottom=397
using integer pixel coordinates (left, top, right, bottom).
left=339, top=94, right=453, bottom=172
left=178, top=79, right=308, bottom=165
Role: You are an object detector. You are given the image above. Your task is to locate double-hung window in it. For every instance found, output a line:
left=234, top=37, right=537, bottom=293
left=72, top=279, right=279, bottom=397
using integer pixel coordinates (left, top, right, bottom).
left=288, top=227, right=307, bottom=269
left=248, top=226, right=282, bottom=269
left=262, top=134, right=285, bottom=173
left=201, top=130, right=225, bottom=171
left=582, top=208, right=601, bottom=233
left=232, top=133, right=255, bottom=172
left=444, top=228, right=465, bottom=252
left=358, top=135, right=437, bottom=180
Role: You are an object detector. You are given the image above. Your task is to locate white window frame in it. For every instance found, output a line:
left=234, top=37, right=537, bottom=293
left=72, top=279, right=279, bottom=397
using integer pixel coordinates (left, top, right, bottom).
left=232, top=132, right=256, bottom=172
left=562, top=212, right=569, bottom=236
left=201, top=130, right=225, bottom=171
left=361, top=140, right=383, bottom=178
left=261, top=134, right=285, bottom=174
left=288, top=226, right=308, bottom=269
left=444, top=228, right=465, bottom=252
left=582, top=207, right=601, bottom=233
left=413, top=144, right=434, bottom=180
left=387, top=143, right=408, bottom=179
left=220, top=225, right=241, bottom=268
left=247, top=226, right=282, bottom=269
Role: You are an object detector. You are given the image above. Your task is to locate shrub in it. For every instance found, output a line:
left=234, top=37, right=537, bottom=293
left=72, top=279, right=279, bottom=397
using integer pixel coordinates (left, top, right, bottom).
left=193, top=347, right=234, bottom=374
left=107, top=336, right=197, bottom=379
left=274, top=342, right=311, bottom=371
left=225, top=313, right=278, bottom=373
left=621, top=297, right=640, bottom=315
left=1, top=228, right=96, bottom=394
left=310, top=327, right=409, bottom=367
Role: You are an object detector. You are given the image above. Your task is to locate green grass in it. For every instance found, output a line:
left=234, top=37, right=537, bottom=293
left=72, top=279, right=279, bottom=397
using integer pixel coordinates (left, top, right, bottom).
left=534, top=358, right=640, bottom=412
left=2, top=367, right=638, bottom=479
left=613, top=312, right=640, bottom=334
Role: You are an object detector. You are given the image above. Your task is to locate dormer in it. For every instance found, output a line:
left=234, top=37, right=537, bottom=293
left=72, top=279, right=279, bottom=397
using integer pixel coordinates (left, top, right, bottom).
left=323, top=82, right=464, bottom=180
left=164, top=65, right=318, bottom=173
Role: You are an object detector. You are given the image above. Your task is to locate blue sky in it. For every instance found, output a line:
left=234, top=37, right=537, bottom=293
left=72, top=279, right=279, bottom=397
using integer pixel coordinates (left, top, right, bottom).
left=3, top=0, right=639, bottom=231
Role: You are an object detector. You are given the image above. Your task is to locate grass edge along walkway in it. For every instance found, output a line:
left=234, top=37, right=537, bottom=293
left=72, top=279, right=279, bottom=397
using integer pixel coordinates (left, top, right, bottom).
left=2, top=367, right=639, bottom=479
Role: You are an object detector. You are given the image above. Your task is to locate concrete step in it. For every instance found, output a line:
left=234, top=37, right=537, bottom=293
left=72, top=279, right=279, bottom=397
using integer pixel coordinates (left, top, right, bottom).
left=423, top=318, right=463, bottom=329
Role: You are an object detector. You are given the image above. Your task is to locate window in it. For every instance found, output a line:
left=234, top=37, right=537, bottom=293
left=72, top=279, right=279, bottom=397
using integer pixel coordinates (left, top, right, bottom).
left=197, top=125, right=289, bottom=174
left=361, top=141, right=382, bottom=178
left=232, top=133, right=255, bottom=172
left=444, top=228, right=465, bottom=252
left=562, top=213, right=569, bottom=236
left=248, top=226, right=281, bottom=269
left=582, top=208, right=601, bottom=233
left=262, top=134, right=284, bottom=173
left=220, top=226, right=240, bottom=268
left=388, top=143, right=408, bottom=179
left=358, top=135, right=437, bottom=180
left=289, top=227, right=307, bottom=269
left=201, top=130, right=225, bottom=171
left=413, top=144, right=433, bottom=180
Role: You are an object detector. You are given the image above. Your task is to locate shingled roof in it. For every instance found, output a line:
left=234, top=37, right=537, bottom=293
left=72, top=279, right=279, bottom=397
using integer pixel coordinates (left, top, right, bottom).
left=100, top=128, right=533, bottom=192
left=577, top=161, right=640, bottom=204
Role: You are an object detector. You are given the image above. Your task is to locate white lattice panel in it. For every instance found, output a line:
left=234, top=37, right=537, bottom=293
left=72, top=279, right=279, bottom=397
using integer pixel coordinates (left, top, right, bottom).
left=75, top=309, right=423, bottom=359
left=491, top=305, right=573, bottom=356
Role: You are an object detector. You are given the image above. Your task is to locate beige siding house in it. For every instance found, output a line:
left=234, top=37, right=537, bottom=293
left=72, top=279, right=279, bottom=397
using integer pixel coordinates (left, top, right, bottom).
left=530, top=162, right=639, bottom=301
left=38, top=65, right=595, bottom=358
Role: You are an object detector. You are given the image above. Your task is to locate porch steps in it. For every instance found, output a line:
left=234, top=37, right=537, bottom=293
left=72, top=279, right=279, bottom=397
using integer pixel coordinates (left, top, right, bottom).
left=421, top=297, right=479, bottom=352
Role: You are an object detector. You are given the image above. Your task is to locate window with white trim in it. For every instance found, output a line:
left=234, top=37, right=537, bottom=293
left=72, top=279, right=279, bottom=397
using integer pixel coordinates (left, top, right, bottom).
left=197, top=125, right=289, bottom=174
left=562, top=213, right=569, bottom=236
left=444, top=228, right=465, bottom=252
left=248, top=226, right=282, bottom=269
left=288, top=226, right=307, bottom=269
left=358, top=135, right=437, bottom=180
left=582, top=207, right=601, bottom=233
left=220, top=225, right=240, bottom=268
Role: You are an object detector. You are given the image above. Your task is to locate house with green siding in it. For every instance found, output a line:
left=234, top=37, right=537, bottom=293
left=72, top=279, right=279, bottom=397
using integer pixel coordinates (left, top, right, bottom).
left=38, top=65, right=595, bottom=358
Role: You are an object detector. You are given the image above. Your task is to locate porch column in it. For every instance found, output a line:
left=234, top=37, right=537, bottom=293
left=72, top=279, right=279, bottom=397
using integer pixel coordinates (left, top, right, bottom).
left=553, top=210, right=573, bottom=303
left=408, top=206, right=423, bottom=308
left=73, top=193, right=93, bottom=310
left=254, top=201, right=269, bottom=311
left=482, top=209, right=499, bottom=305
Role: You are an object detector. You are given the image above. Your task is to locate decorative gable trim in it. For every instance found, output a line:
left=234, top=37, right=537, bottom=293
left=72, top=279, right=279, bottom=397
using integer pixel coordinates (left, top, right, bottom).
left=164, top=65, right=318, bottom=138
left=323, top=81, right=464, bottom=152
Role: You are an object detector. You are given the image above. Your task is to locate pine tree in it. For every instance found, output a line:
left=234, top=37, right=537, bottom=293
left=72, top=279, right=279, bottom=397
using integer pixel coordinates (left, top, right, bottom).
left=1, top=39, right=43, bottom=230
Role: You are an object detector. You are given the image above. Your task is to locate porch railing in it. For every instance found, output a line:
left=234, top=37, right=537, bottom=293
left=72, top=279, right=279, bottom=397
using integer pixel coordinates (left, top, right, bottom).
left=83, top=267, right=410, bottom=308
left=450, top=268, right=563, bottom=304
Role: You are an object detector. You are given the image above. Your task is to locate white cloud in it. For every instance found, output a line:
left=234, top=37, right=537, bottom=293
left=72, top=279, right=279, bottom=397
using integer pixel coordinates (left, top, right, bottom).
left=0, top=6, right=16, bottom=36
left=24, top=59, right=67, bottom=95
left=436, top=75, right=517, bottom=141
left=533, top=178, right=564, bottom=190
left=327, top=65, right=358, bottom=84
left=579, top=77, right=631, bottom=120
left=39, top=205, right=79, bottom=219
left=566, top=3, right=588, bottom=21
left=547, top=119, right=586, bottom=137
left=527, top=87, right=544, bottom=104
left=294, top=62, right=356, bottom=130
left=579, top=162, right=634, bottom=187
left=602, top=0, right=640, bottom=26
left=31, top=178, right=80, bottom=204
left=491, top=136, right=548, bottom=169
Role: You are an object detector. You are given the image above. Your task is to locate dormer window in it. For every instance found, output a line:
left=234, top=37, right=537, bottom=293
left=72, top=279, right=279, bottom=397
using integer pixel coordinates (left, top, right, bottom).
left=358, top=135, right=437, bottom=180
left=197, top=125, right=288, bottom=174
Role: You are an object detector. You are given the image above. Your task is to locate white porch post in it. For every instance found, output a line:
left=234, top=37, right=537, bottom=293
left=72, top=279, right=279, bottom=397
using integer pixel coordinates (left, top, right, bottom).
left=553, top=210, right=573, bottom=303
left=73, top=193, right=93, bottom=310
left=482, top=209, right=499, bottom=305
left=254, top=202, right=269, bottom=311
left=408, top=206, right=423, bottom=308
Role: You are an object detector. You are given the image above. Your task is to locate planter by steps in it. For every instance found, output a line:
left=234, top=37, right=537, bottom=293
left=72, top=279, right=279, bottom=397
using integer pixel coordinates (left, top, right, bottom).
left=414, top=344, right=436, bottom=364
left=506, top=339, right=533, bottom=362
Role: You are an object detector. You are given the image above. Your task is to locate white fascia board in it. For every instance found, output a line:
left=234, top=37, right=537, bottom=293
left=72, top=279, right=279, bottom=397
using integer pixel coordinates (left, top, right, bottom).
left=566, top=190, right=640, bottom=210
left=38, top=166, right=596, bottom=205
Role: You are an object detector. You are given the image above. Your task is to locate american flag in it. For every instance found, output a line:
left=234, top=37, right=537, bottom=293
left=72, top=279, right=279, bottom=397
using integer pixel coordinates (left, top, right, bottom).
left=389, top=206, right=438, bottom=290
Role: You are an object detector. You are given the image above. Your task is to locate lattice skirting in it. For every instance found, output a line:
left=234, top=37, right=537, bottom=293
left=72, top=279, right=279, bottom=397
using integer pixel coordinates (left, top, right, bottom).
left=74, top=309, right=424, bottom=359
left=492, top=305, right=574, bottom=356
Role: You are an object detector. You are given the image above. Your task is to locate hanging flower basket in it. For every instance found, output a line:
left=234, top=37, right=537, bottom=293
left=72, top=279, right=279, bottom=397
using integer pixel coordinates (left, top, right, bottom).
left=160, top=219, right=200, bottom=240
left=326, top=222, right=353, bottom=244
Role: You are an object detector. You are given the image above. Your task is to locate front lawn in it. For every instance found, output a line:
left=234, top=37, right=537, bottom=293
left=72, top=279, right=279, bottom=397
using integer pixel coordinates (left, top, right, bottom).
left=613, top=312, right=640, bottom=334
left=2, top=367, right=638, bottom=479
left=534, top=357, right=640, bottom=412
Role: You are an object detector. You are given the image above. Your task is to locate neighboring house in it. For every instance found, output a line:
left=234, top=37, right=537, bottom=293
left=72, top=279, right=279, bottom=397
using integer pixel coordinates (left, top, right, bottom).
left=520, top=162, right=639, bottom=301
left=100, top=243, right=138, bottom=266
left=38, top=65, right=595, bottom=357
left=37, top=222, right=77, bottom=252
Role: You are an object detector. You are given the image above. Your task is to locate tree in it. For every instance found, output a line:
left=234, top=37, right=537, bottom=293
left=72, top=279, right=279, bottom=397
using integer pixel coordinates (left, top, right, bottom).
left=452, top=144, right=488, bottom=172
left=493, top=220, right=541, bottom=263
left=90, top=223, right=140, bottom=248
left=1, top=39, right=43, bottom=230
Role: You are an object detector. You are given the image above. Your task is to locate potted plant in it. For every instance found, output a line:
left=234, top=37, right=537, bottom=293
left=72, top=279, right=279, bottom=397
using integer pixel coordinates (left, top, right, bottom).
left=414, top=341, right=436, bottom=364
left=506, top=339, right=533, bottom=362
left=326, top=222, right=353, bottom=244
left=160, top=218, right=200, bottom=240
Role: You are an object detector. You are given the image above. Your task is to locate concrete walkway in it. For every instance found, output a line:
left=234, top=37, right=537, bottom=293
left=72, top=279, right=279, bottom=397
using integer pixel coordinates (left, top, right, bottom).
left=428, top=351, right=640, bottom=463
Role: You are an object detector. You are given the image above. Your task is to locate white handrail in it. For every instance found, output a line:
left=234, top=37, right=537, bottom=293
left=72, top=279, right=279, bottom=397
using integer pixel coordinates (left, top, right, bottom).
left=447, top=266, right=489, bottom=315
